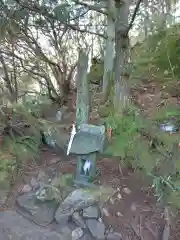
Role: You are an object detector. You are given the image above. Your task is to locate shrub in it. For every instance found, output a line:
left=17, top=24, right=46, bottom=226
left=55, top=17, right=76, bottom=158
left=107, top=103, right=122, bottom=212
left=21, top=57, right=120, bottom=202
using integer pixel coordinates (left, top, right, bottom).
left=131, top=24, right=180, bottom=85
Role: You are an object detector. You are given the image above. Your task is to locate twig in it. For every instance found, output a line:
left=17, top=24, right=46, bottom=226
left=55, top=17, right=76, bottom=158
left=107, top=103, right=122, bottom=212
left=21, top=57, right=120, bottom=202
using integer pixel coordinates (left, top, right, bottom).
left=139, top=215, right=144, bottom=240
left=118, top=163, right=123, bottom=176
left=124, top=0, right=143, bottom=36
left=130, top=221, right=141, bottom=239
left=101, top=190, right=118, bottom=208
left=162, top=207, right=170, bottom=240
left=144, top=221, right=157, bottom=237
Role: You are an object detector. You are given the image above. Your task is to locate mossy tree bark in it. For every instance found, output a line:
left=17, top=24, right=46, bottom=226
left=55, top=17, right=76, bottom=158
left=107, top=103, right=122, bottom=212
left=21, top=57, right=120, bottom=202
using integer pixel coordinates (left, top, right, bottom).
left=102, top=0, right=116, bottom=102
left=114, top=0, right=130, bottom=112
left=76, top=49, right=89, bottom=125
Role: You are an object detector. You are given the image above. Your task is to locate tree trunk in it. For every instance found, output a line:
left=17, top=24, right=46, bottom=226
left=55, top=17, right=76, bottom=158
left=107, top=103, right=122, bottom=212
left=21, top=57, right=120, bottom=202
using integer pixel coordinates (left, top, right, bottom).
left=76, top=50, right=89, bottom=125
left=12, top=43, right=18, bottom=102
left=102, top=0, right=116, bottom=98
left=144, top=0, right=149, bottom=38
left=114, top=1, right=130, bottom=112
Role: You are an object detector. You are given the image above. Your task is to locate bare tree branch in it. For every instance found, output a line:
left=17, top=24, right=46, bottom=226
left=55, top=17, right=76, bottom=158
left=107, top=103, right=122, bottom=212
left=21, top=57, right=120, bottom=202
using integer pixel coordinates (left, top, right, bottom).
left=124, top=0, right=143, bottom=36
left=74, top=0, right=107, bottom=15
left=0, top=53, right=13, bottom=95
left=13, top=0, right=106, bottom=38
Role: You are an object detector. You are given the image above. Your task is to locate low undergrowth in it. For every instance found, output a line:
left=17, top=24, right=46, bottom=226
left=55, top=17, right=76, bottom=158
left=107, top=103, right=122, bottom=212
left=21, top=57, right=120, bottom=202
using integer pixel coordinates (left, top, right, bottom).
left=102, top=104, right=180, bottom=208
left=0, top=98, right=56, bottom=187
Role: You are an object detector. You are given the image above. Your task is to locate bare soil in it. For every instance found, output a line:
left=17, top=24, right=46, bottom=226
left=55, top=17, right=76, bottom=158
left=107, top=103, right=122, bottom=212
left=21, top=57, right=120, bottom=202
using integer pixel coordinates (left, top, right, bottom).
left=3, top=84, right=180, bottom=240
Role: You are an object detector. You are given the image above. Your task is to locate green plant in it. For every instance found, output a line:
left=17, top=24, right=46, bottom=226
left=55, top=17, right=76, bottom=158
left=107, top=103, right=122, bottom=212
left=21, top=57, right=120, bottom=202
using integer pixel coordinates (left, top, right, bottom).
left=150, top=174, right=180, bottom=202
left=103, top=106, right=144, bottom=159
left=131, top=24, right=180, bottom=87
left=103, top=104, right=180, bottom=207
left=0, top=151, right=15, bottom=187
left=88, top=59, right=104, bottom=85
left=153, top=104, right=180, bottom=126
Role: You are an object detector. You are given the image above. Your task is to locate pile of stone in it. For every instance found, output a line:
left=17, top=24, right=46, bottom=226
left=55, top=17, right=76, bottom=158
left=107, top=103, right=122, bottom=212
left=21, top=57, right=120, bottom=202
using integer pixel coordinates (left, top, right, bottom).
left=15, top=170, right=122, bottom=240
left=55, top=189, right=122, bottom=240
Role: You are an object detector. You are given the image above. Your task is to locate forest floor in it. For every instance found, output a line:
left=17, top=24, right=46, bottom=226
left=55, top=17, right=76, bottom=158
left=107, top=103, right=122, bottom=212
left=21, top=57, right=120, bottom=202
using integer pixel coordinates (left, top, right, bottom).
left=2, top=82, right=180, bottom=240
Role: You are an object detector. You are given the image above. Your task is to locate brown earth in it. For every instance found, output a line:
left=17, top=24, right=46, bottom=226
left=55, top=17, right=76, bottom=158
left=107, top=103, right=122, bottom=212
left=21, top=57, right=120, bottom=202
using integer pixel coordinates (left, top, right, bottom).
left=2, top=83, right=180, bottom=240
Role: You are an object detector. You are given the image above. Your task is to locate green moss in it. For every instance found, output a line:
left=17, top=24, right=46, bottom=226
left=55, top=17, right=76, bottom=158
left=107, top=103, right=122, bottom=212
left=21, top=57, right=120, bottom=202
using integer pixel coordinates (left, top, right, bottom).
left=168, top=191, right=180, bottom=209
left=88, top=60, right=103, bottom=85
left=99, top=105, right=111, bottom=118
left=81, top=185, right=115, bottom=204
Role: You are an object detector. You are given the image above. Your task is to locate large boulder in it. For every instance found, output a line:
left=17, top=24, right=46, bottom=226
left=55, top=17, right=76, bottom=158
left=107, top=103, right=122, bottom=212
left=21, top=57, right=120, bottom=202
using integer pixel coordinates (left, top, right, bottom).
left=16, top=191, right=59, bottom=226
left=0, top=211, right=66, bottom=240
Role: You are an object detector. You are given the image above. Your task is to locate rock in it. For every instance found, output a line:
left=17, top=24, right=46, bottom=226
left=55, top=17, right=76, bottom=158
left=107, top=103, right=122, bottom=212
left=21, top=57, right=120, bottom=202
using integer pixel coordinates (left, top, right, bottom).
left=116, top=212, right=123, bottom=217
left=72, top=212, right=87, bottom=229
left=98, top=217, right=103, bottom=223
left=130, top=203, right=137, bottom=212
left=0, top=211, right=65, bottom=239
left=51, top=174, right=74, bottom=189
left=86, top=219, right=105, bottom=239
left=0, top=190, right=7, bottom=206
left=19, top=184, right=32, bottom=193
left=72, top=227, right=84, bottom=240
left=36, top=170, right=46, bottom=182
left=83, top=205, right=99, bottom=219
left=56, top=110, right=62, bottom=121
left=102, top=208, right=110, bottom=217
left=16, top=191, right=59, bottom=226
left=106, top=232, right=122, bottom=240
left=117, top=193, right=122, bottom=199
left=55, top=186, right=115, bottom=224
left=50, top=174, right=74, bottom=199
left=56, top=225, right=73, bottom=237
left=55, top=189, right=97, bottom=224
left=35, top=185, right=62, bottom=202
left=123, top=187, right=131, bottom=195
left=30, top=177, right=39, bottom=189
left=109, top=198, right=115, bottom=204
left=80, top=234, right=93, bottom=240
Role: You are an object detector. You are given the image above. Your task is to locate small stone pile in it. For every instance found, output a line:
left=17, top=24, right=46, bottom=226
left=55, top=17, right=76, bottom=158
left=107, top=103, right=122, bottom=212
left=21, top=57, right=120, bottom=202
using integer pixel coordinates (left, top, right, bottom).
left=55, top=189, right=122, bottom=239
left=15, top=169, right=122, bottom=240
